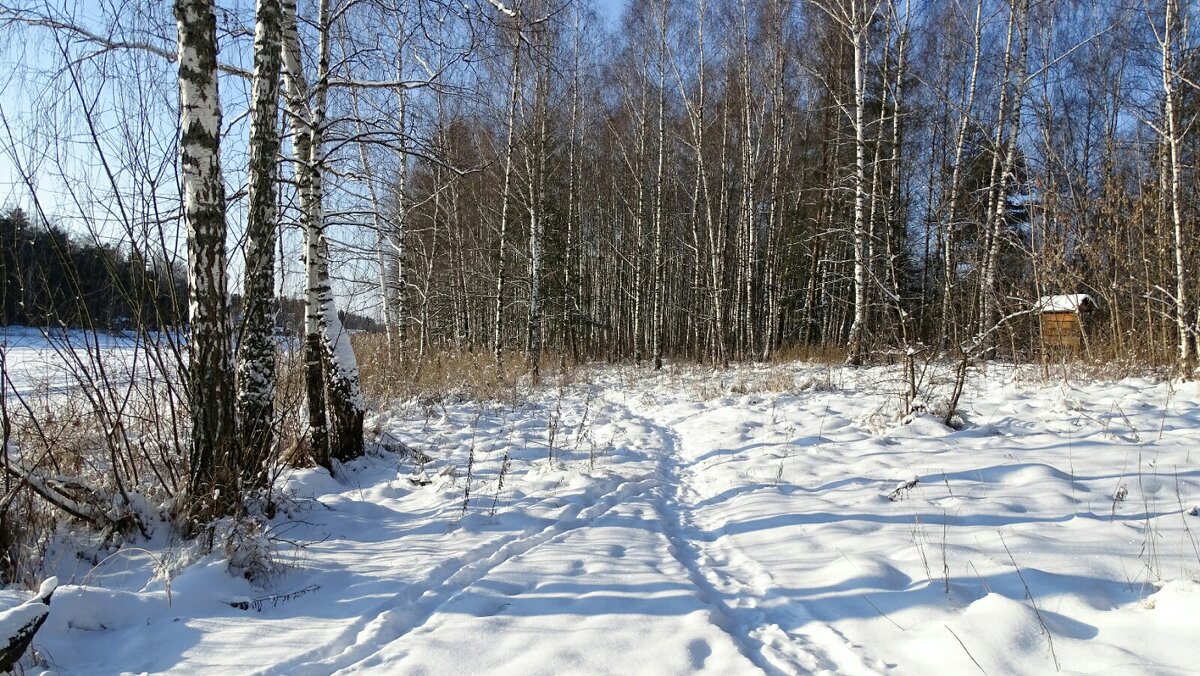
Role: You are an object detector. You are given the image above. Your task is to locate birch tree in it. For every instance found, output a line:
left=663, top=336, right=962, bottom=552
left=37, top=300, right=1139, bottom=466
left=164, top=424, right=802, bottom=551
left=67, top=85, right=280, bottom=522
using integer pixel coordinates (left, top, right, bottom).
left=494, top=5, right=521, bottom=368
left=937, top=0, right=984, bottom=349
left=174, top=0, right=237, bottom=518
left=237, top=0, right=284, bottom=486
left=1154, top=0, right=1196, bottom=375
left=281, top=0, right=364, bottom=466
left=813, top=0, right=880, bottom=365
left=977, top=0, right=1030, bottom=348
left=651, top=0, right=669, bottom=370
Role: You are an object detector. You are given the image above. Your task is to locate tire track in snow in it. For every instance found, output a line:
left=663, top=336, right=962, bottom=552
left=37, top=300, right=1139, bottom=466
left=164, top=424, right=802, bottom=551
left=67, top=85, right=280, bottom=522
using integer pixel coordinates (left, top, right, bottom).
left=261, top=475, right=656, bottom=676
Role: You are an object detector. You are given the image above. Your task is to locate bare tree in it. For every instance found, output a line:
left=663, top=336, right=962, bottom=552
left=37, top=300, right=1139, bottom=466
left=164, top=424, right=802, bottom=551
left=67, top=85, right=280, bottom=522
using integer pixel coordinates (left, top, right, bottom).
left=493, top=5, right=522, bottom=368
left=237, top=0, right=284, bottom=486
left=281, top=0, right=364, bottom=467
left=174, top=0, right=237, bottom=519
left=813, top=0, right=881, bottom=365
left=1153, top=0, right=1196, bottom=375
left=977, top=0, right=1030, bottom=349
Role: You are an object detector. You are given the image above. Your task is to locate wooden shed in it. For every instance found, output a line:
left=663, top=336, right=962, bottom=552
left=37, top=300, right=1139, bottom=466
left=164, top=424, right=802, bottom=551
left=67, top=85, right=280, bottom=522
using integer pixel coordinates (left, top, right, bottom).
left=1037, top=294, right=1096, bottom=350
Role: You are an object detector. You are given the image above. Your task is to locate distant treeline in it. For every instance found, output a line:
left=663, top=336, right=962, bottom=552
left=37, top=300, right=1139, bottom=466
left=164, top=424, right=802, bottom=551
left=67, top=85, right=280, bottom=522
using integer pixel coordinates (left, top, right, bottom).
left=0, top=208, right=186, bottom=330
left=0, top=208, right=380, bottom=334
left=263, top=296, right=382, bottom=336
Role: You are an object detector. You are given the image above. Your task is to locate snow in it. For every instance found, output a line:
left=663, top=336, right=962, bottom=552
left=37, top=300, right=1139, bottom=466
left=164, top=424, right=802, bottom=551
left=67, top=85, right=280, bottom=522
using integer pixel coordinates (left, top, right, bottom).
left=9, top=360, right=1200, bottom=674
left=0, top=326, right=174, bottom=398
left=1037, top=294, right=1092, bottom=313
left=0, top=576, right=55, bottom=639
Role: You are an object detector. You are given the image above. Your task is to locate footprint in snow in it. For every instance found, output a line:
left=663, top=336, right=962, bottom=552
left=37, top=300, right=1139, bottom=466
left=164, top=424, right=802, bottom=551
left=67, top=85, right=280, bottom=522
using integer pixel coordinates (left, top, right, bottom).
left=687, top=639, right=712, bottom=669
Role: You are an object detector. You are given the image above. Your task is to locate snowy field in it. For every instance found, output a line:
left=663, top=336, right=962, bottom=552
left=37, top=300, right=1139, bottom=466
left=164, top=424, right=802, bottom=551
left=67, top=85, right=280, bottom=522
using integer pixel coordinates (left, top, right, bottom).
left=0, top=326, right=171, bottom=397
left=12, top=360, right=1200, bottom=674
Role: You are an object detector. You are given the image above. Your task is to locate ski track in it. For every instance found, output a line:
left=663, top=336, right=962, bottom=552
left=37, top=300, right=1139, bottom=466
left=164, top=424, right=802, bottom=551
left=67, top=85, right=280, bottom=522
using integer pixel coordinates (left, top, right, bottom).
left=611, top=397, right=870, bottom=676
left=345, top=387, right=871, bottom=675
left=281, top=389, right=852, bottom=676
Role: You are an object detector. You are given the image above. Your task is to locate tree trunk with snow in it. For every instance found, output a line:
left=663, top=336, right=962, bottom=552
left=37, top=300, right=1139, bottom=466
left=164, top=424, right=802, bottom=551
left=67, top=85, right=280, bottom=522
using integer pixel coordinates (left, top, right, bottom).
left=281, top=0, right=364, bottom=466
left=0, top=577, right=56, bottom=673
left=175, top=0, right=237, bottom=518
left=237, top=0, right=283, bottom=487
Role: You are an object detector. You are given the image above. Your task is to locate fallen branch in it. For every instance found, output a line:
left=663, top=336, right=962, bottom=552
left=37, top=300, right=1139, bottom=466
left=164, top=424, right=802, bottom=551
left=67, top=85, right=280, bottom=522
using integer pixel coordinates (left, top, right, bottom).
left=227, top=585, right=320, bottom=612
left=0, top=577, right=58, bottom=673
left=377, top=434, right=433, bottom=464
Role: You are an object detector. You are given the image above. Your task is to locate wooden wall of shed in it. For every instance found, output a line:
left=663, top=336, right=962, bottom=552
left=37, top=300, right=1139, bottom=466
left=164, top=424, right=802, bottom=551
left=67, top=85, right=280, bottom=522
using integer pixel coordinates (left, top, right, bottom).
left=1040, top=312, right=1082, bottom=349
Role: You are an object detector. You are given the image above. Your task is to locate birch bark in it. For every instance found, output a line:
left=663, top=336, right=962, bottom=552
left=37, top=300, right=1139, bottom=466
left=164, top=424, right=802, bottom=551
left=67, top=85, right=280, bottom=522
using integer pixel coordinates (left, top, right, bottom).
left=237, top=0, right=284, bottom=486
left=175, top=0, right=237, bottom=516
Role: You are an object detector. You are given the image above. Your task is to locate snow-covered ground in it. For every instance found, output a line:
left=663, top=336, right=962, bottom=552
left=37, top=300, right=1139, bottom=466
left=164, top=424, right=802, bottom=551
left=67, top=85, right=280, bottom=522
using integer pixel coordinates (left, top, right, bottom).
left=0, top=326, right=173, bottom=398
left=16, top=361, right=1200, bottom=674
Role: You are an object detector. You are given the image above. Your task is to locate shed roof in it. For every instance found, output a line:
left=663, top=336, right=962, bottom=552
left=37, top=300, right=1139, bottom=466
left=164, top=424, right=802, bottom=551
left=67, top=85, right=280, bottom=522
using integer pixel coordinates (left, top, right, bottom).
left=1036, top=294, right=1094, bottom=313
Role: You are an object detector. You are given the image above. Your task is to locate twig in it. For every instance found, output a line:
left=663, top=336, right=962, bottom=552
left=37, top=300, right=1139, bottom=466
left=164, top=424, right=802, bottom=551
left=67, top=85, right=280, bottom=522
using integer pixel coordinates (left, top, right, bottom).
left=999, top=532, right=1060, bottom=671
left=860, top=594, right=905, bottom=630
left=944, top=624, right=989, bottom=676
left=227, top=584, right=320, bottom=612
left=888, top=477, right=919, bottom=501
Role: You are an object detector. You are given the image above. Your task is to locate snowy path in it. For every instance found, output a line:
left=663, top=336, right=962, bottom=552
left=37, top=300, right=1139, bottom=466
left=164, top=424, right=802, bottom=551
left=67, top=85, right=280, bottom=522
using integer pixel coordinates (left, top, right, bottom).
left=31, top=364, right=1200, bottom=674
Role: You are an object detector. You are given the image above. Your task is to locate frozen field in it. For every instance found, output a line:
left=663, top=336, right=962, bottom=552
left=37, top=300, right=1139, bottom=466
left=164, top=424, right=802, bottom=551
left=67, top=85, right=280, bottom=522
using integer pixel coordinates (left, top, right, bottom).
left=0, top=326, right=171, bottom=397
left=15, top=361, right=1200, bottom=675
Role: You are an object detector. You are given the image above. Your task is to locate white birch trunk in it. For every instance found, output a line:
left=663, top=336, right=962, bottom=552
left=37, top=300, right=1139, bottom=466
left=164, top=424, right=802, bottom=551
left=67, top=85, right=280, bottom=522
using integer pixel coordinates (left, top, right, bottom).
left=175, top=0, right=237, bottom=516
left=281, top=0, right=363, bottom=465
left=844, top=3, right=870, bottom=365
left=1160, top=0, right=1195, bottom=374
left=979, top=0, right=1027, bottom=348
left=940, top=0, right=984, bottom=350
left=237, top=0, right=283, bottom=486
left=494, top=16, right=521, bottom=368
left=651, top=0, right=668, bottom=370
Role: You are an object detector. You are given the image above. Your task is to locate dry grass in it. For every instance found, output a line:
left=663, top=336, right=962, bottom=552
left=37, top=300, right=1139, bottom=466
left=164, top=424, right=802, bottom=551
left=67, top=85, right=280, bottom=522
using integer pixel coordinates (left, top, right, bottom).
left=351, top=335, right=575, bottom=405
left=1, top=376, right=183, bottom=584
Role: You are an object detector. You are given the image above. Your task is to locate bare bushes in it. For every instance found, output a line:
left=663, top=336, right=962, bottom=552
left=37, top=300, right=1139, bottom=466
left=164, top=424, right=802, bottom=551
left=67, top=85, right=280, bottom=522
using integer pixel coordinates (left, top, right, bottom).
left=771, top=343, right=848, bottom=365
left=0, top=330, right=185, bottom=581
left=0, top=328, right=313, bottom=585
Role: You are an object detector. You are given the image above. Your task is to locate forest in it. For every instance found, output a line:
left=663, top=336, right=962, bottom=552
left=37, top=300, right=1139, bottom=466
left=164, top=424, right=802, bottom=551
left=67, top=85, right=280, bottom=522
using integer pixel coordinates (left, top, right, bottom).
left=0, top=0, right=1197, bottom=673
left=3, top=0, right=1197, bottom=372
left=0, top=208, right=187, bottom=329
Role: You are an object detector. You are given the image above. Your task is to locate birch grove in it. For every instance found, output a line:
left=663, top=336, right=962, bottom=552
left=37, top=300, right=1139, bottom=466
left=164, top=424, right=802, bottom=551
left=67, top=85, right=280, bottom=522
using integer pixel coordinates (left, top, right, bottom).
left=1, top=0, right=1199, bottom=531
left=4, top=0, right=1197, bottom=375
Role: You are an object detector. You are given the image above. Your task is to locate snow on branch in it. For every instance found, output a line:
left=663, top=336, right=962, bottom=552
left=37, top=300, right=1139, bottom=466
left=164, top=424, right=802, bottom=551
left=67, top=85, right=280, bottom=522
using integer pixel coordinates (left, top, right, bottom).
left=486, top=0, right=517, bottom=18
left=0, top=577, right=57, bottom=673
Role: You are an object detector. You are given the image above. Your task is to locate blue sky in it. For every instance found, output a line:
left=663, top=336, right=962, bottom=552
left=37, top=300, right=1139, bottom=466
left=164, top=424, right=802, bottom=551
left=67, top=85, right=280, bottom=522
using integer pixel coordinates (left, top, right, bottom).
left=597, top=0, right=627, bottom=25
